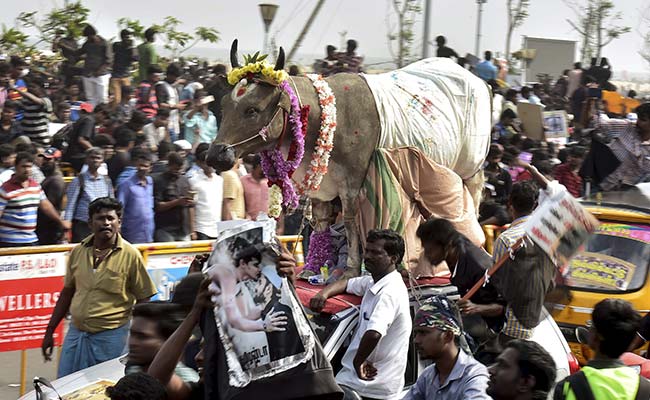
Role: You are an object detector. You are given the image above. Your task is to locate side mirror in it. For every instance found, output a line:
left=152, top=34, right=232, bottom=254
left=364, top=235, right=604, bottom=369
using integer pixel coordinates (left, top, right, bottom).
left=575, top=326, right=590, bottom=344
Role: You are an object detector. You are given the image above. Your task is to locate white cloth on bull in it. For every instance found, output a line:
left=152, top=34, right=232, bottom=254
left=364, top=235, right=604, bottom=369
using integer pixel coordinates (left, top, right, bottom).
left=361, top=57, right=491, bottom=180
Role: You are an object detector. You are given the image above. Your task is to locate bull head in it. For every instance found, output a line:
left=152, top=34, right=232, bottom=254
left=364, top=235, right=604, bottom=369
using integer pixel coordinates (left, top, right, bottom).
left=207, top=40, right=289, bottom=172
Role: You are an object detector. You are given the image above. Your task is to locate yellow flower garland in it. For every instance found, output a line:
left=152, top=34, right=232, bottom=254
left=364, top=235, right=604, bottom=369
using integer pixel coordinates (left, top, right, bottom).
left=227, top=61, right=289, bottom=86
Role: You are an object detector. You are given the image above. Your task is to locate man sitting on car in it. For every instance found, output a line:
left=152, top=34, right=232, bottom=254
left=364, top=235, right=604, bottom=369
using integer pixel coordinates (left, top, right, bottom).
left=310, top=229, right=411, bottom=400
left=403, top=295, right=491, bottom=400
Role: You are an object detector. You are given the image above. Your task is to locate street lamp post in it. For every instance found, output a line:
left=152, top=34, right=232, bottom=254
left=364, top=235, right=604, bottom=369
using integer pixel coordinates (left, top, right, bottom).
left=475, top=0, right=487, bottom=56
left=259, top=3, right=279, bottom=55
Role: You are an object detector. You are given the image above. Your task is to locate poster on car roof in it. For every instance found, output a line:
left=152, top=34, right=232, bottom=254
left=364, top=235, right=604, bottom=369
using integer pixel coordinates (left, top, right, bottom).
left=565, top=252, right=636, bottom=291
left=205, top=221, right=314, bottom=387
left=525, top=190, right=600, bottom=265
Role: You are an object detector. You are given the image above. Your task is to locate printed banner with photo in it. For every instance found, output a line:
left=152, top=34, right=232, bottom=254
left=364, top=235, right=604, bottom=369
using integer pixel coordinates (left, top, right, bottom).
left=525, top=190, right=600, bottom=265
left=205, top=221, right=314, bottom=387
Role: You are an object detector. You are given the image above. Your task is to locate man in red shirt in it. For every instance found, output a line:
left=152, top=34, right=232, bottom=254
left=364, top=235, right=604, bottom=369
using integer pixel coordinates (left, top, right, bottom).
left=240, top=154, right=268, bottom=220
left=554, top=146, right=586, bottom=197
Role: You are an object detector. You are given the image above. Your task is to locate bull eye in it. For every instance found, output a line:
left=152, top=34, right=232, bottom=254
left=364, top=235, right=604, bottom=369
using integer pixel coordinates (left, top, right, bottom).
left=245, top=107, right=258, bottom=117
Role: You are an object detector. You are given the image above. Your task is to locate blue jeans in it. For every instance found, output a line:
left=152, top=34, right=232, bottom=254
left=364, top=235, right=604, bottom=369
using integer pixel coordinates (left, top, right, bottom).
left=57, top=323, right=128, bottom=378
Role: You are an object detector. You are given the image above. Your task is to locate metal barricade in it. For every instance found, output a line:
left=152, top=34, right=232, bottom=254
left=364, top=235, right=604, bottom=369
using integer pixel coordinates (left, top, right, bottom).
left=0, top=235, right=303, bottom=395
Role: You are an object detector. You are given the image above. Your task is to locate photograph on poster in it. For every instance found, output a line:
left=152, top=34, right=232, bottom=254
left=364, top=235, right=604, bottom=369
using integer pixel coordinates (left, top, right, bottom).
left=206, top=224, right=314, bottom=387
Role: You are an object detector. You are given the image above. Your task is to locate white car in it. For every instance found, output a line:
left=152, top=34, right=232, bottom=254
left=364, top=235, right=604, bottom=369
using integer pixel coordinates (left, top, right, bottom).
left=21, top=277, right=579, bottom=399
left=296, top=277, right=579, bottom=397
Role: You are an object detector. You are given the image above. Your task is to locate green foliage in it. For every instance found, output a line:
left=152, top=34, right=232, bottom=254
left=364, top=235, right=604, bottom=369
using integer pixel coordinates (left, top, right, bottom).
left=116, top=18, right=146, bottom=39
left=17, top=1, right=90, bottom=45
left=120, top=16, right=220, bottom=57
left=0, top=24, right=31, bottom=54
left=564, top=0, right=630, bottom=62
left=387, top=0, right=422, bottom=68
left=242, top=51, right=268, bottom=64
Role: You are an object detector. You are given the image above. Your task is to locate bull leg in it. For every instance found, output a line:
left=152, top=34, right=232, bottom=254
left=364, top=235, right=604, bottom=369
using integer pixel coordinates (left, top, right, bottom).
left=341, top=195, right=361, bottom=278
left=310, top=199, right=333, bottom=232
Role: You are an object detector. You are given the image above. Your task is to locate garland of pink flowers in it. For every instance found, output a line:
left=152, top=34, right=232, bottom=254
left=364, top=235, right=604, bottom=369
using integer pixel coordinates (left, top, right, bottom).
left=303, top=229, right=333, bottom=273
left=296, top=74, right=337, bottom=195
left=259, top=80, right=306, bottom=210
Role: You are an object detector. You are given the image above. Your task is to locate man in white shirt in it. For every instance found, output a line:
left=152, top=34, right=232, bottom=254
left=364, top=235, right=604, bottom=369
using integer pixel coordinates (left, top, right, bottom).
left=310, top=229, right=411, bottom=400
left=188, top=150, right=223, bottom=240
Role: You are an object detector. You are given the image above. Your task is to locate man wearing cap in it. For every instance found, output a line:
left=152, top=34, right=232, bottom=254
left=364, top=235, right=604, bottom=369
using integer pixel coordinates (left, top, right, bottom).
left=403, top=296, right=491, bottom=400
left=182, top=91, right=217, bottom=149
left=37, top=147, right=66, bottom=244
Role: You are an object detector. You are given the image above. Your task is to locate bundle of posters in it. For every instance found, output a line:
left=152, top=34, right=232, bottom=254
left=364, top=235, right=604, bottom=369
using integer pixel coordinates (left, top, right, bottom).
left=205, top=221, right=315, bottom=387
left=525, top=190, right=600, bottom=265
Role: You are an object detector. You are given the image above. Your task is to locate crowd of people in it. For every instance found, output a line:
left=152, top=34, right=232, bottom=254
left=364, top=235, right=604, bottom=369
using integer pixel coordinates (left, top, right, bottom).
left=0, top=24, right=276, bottom=246
left=42, top=206, right=650, bottom=400
left=0, top=19, right=645, bottom=399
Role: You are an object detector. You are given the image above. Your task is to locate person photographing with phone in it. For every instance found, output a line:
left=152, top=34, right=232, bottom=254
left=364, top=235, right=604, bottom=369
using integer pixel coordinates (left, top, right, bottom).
left=182, top=91, right=218, bottom=152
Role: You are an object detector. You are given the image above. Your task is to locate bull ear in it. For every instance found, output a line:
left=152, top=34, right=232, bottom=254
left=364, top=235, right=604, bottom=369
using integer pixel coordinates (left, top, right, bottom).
left=230, top=39, right=241, bottom=69
left=274, top=47, right=285, bottom=71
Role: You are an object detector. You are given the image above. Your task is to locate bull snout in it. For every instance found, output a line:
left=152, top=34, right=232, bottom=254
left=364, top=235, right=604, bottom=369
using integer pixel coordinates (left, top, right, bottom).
left=206, top=143, right=236, bottom=173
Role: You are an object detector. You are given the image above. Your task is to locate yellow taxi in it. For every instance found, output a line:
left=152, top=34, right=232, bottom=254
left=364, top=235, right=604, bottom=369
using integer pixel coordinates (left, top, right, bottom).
left=550, top=184, right=650, bottom=364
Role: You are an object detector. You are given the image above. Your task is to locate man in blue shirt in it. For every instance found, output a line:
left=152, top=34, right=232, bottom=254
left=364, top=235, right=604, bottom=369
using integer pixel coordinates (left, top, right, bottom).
left=64, top=147, right=114, bottom=242
left=117, top=151, right=154, bottom=243
left=402, top=295, right=490, bottom=400
left=476, top=51, right=497, bottom=81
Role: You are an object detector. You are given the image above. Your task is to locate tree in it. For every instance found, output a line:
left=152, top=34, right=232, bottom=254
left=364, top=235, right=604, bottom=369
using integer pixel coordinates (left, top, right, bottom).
left=156, top=17, right=220, bottom=57
left=117, top=16, right=220, bottom=58
left=564, top=0, right=630, bottom=63
left=638, top=5, right=650, bottom=66
left=505, top=0, right=529, bottom=61
left=16, top=1, right=90, bottom=47
left=386, top=0, right=422, bottom=68
left=0, top=25, right=31, bottom=54
left=116, top=18, right=147, bottom=40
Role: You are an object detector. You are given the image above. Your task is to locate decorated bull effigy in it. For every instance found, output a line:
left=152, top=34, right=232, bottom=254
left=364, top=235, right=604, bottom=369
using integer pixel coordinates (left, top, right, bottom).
left=207, top=39, right=492, bottom=276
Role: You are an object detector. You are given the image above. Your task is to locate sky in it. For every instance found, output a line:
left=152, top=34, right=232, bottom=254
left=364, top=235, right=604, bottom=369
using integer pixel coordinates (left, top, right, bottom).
left=1, top=0, right=649, bottom=76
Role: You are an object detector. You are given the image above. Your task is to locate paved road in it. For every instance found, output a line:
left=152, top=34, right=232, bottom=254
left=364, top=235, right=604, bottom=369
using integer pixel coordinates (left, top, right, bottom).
left=0, top=347, right=57, bottom=400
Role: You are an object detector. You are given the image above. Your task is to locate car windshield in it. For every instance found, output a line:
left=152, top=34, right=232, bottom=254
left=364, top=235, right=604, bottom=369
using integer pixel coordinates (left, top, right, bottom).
left=564, top=222, right=650, bottom=292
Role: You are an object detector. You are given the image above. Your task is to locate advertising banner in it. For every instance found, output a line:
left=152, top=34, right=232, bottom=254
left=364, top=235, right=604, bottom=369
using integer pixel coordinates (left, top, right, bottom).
left=0, top=252, right=67, bottom=352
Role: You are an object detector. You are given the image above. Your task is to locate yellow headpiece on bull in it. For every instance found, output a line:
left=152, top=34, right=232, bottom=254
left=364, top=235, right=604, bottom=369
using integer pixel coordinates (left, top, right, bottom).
left=227, top=39, right=288, bottom=86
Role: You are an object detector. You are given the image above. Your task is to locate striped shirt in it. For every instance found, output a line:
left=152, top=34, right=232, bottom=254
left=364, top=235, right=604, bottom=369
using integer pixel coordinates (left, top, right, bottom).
left=492, top=216, right=534, bottom=339
left=20, top=97, right=52, bottom=146
left=598, top=118, right=650, bottom=190
left=64, top=172, right=114, bottom=222
left=0, top=177, right=45, bottom=244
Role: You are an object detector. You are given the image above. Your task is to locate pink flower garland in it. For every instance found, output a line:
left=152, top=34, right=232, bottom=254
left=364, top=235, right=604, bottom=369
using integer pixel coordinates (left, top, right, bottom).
left=259, top=80, right=305, bottom=209
left=304, top=229, right=333, bottom=273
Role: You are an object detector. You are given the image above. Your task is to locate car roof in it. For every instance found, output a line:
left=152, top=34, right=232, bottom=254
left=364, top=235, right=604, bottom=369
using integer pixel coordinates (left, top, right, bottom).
left=295, top=275, right=453, bottom=315
left=581, top=183, right=650, bottom=217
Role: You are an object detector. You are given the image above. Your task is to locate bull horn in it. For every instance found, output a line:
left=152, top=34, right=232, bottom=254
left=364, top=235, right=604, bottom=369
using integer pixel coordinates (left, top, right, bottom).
left=230, top=39, right=240, bottom=69
left=274, top=47, right=285, bottom=71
